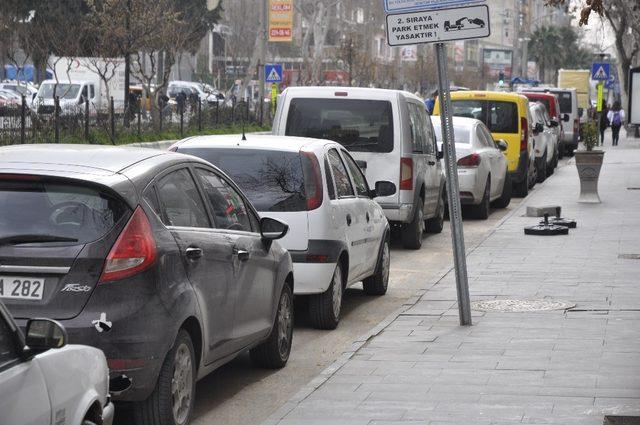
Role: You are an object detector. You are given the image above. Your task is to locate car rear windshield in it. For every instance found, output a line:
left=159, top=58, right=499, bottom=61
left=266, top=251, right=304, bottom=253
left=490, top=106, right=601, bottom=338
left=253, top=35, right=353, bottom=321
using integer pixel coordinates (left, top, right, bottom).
left=431, top=121, right=471, bottom=144
left=451, top=100, right=519, bottom=133
left=285, top=98, right=394, bottom=153
left=550, top=91, right=572, bottom=113
left=0, top=178, right=129, bottom=244
left=179, top=148, right=311, bottom=212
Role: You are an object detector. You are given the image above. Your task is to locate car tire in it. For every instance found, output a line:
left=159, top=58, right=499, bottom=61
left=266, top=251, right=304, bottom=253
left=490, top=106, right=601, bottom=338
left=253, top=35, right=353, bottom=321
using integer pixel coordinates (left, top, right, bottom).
left=402, top=197, right=424, bottom=250
left=425, top=192, right=445, bottom=234
left=513, top=162, right=528, bottom=198
left=309, top=263, right=344, bottom=330
left=472, top=177, right=490, bottom=220
left=492, top=172, right=511, bottom=208
left=134, top=330, right=196, bottom=425
left=250, top=283, right=293, bottom=369
left=363, top=237, right=390, bottom=295
left=82, top=421, right=98, bottom=425
left=558, top=144, right=564, bottom=159
left=537, top=153, right=547, bottom=183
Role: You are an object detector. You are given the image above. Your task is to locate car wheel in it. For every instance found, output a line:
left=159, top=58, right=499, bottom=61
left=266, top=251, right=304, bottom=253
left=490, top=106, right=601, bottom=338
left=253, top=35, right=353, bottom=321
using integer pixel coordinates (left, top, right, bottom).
left=250, top=283, right=294, bottom=368
left=558, top=143, right=564, bottom=159
left=309, top=263, right=344, bottom=330
left=425, top=192, right=445, bottom=234
left=537, top=153, right=547, bottom=183
left=547, top=150, right=555, bottom=175
left=82, top=421, right=98, bottom=425
left=363, top=237, right=390, bottom=295
left=513, top=163, right=528, bottom=198
left=134, top=330, right=196, bottom=425
left=492, top=172, right=511, bottom=209
left=472, top=177, right=490, bottom=220
left=402, top=197, right=424, bottom=250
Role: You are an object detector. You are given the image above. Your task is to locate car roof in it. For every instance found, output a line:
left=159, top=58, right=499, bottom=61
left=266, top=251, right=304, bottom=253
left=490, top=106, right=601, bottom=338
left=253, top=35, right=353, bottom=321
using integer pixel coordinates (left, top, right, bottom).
left=174, top=134, right=336, bottom=153
left=282, top=86, right=421, bottom=102
left=449, top=90, right=528, bottom=103
left=0, top=144, right=172, bottom=174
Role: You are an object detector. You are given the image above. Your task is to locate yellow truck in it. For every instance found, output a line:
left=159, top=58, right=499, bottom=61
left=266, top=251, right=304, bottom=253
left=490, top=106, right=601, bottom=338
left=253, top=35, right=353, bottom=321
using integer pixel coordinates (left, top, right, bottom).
left=558, top=69, right=591, bottom=115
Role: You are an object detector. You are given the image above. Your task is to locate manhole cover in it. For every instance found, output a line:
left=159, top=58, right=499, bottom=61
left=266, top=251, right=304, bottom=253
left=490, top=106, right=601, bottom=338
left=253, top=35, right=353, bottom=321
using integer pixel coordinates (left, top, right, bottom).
left=627, top=187, right=640, bottom=191
left=471, top=299, right=575, bottom=312
left=619, top=254, right=640, bottom=260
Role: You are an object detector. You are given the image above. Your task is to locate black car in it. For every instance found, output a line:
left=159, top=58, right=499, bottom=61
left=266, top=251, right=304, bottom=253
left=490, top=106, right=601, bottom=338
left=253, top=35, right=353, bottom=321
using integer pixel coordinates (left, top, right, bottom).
left=0, top=145, right=294, bottom=425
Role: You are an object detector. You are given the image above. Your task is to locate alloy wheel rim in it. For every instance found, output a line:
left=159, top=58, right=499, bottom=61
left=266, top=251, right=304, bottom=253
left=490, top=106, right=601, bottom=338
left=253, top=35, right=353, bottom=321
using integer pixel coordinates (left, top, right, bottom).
left=277, top=291, right=293, bottom=358
left=332, top=267, right=342, bottom=318
left=171, top=343, right=193, bottom=425
left=418, top=206, right=425, bottom=233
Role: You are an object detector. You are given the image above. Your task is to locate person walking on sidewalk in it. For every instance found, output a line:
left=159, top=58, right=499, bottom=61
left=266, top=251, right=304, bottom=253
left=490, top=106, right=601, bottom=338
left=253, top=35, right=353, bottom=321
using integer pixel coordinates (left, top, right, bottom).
left=599, top=101, right=609, bottom=146
left=607, top=101, right=625, bottom=146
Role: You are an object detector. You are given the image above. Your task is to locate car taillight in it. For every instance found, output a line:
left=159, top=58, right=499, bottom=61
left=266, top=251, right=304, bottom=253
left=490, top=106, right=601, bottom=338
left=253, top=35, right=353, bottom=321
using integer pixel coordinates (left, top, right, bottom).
left=573, top=118, right=579, bottom=133
left=400, top=157, right=413, bottom=190
left=457, top=153, right=481, bottom=167
left=99, top=206, right=157, bottom=283
left=302, top=151, right=323, bottom=211
left=520, top=117, right=528, bottom=152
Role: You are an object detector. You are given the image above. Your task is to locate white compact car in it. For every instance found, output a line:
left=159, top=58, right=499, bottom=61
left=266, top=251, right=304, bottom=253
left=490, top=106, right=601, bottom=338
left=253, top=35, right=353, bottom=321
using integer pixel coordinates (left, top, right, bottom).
left=431, top=117, right=511, bottom=219
left=529, top=102, right=558, bottom=183
left=272, top=86, right=446, bottom=250
left=172, top=135, right=395, bottom=330
left=0, top=301, right=113, bottom=425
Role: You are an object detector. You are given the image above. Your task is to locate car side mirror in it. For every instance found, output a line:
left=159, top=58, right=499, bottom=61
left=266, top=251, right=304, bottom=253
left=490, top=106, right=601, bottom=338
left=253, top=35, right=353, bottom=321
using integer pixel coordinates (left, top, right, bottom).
left=372, top=181, right=397, bottom=198
left=563, top=113, right=570, bottom=122
left=496, top=139, right=508, bottom=152
left=25, top=319, right=67, bottom=353
left=549, top=119, right=559, bottom=128
left=436, top=149, right=444, bottom=160
left=260, top=217, right=289, bottom=241
left=578, top=107, right=584, bottom=117
left=534, top=123, right=544, bottom=134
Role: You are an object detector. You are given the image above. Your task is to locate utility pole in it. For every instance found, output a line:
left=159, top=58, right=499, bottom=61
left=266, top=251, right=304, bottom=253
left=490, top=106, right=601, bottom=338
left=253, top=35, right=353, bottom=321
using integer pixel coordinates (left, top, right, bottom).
left=258, top=0, right=267, bottom=117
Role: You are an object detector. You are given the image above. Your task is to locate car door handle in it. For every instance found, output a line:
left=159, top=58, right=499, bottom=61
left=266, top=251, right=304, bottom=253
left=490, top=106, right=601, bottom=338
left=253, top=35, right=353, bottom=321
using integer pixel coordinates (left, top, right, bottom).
left=366, top=212, right=370, bottom=222
left=185, top=247, right=203, bottom=260
left=233, top=248, right=250, bottom=261
left=346, top=214, right=352, bottom=226
left=428, top=160, right=436, bottom=165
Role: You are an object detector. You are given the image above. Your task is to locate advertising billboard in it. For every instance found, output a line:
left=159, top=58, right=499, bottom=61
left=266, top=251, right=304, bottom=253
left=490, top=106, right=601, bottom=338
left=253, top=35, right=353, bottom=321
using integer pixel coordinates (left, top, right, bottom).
left=482, top=48, right=513, bottom=79
left=269, top=0, right=293, bottom=42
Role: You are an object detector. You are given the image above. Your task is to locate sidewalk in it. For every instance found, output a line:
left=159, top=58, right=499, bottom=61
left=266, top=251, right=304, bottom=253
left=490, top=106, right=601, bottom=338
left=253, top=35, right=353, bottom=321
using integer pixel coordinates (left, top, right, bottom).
left=264, top=133, right=640, bottom=425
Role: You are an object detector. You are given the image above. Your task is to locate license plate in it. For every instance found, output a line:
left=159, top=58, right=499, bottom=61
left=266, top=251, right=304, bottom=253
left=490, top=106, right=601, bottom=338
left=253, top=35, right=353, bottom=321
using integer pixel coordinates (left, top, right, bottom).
left=0, top=276, right=45, bottom=300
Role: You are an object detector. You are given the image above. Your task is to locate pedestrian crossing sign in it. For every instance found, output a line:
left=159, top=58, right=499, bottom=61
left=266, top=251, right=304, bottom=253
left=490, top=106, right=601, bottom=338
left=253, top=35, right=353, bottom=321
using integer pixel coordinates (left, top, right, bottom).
left=265, top=64, right=283, bottom=83
left=591, top=63, right=610, bottom=81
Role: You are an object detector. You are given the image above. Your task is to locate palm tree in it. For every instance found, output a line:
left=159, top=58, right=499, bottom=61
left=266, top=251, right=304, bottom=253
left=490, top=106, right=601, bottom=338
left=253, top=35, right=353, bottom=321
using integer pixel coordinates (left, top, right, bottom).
left=528, top=26, right=562, bottom=83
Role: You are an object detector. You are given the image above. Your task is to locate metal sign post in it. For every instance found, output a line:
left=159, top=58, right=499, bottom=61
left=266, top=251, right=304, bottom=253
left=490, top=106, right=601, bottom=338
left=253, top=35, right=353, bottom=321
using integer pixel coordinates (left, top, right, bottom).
left=435, top=42, right=472, bottom=325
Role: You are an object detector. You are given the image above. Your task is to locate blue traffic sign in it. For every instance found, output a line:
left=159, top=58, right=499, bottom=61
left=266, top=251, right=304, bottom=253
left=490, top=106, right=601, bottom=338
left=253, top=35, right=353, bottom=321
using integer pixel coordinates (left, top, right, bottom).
left=605, top=75, right=615, bottom=89
left=265, top=64, right=283, bottom=83
left=591, top=62, right=610, bottom=81
left=384, top=0, right=485, bottom=13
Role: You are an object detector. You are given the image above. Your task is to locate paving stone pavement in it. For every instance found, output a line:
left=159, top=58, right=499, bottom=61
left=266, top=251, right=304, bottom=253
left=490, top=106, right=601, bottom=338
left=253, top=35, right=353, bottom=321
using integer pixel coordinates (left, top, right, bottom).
left=263, top=133, right=640, bottom=425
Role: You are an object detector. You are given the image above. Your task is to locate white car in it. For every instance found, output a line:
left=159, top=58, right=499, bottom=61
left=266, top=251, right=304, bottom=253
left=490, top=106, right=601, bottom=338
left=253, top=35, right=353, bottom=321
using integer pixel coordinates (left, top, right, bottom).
left=0, top=81, right=38, bottom=106
left=272, top=86, right=446, bottom=250
left=172, top=134, right=395, bottom=330
left=0, top=301, right=113, bottom=425
left=431, top=116, right=511, bottom=219
left=168, top=80, right=222, bottom=106
left=529, top=102, right=558, bottom=183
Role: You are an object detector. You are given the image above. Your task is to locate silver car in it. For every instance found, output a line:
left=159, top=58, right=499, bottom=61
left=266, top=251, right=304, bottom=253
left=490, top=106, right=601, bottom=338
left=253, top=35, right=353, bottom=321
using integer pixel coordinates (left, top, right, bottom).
left=432, top=117, right=512, bottom=219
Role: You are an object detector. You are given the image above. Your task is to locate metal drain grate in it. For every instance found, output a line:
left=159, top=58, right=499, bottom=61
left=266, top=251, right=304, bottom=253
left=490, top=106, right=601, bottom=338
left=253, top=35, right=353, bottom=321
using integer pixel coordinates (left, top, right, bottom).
left=627, top=187, right=640, bottom=190
left=471, top=299, right=575, bottom=312
left=619, top=254, right=640, bottom=260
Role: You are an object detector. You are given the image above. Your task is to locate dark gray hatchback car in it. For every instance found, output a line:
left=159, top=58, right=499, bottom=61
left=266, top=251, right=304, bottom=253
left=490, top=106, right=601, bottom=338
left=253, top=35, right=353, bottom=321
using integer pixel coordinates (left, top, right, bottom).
left=0, top=145, right=294, bottom=425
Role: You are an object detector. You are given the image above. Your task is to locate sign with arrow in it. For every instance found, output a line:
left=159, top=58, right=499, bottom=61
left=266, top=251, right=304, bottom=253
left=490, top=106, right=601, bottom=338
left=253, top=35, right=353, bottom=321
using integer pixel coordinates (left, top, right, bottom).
left=591, top=62, right=610, bottom=81
left=265, top=64, right=283, bottom=83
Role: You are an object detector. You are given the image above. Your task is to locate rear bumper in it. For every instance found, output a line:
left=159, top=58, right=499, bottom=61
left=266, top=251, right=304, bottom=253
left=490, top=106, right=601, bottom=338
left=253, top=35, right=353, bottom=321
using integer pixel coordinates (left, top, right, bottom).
left=458, top=169, right=481, bottom=205
left=289, top=239, right=345, bottom=294
left=379, top=203, right=413, bottom=223
left=508, top=151, right=529, bottom=184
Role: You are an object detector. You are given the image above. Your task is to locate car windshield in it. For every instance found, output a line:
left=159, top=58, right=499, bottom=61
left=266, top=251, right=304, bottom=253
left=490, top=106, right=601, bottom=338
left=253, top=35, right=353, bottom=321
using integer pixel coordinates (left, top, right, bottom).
left=285, top=98, right=394, bottom=153
left=431, top=121, right=472, bottom=145
left=179, top=148, right=309, bottom=212
left=451, top=99, right=519, bottom=133
left=550, top=91, right=572, bottom=113
left=0, top=179, right=128, bottom=245
left=39, top=83, right=81, bottom=100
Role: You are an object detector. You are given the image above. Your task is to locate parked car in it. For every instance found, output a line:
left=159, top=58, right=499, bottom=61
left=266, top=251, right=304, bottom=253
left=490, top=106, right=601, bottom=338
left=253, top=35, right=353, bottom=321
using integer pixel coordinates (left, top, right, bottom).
left=168, top=81, right=222, bottom=107
left=172, top=135, right=395, bottom=329
left=435, top=91, right=536, bottom=197
left=0, top=145, right=294, bottom=425
left=519, top=91, right=564, bottom=158
left=523, top=87, right=578, bottom=155
left=431, top=117, right=511, bottom=218
left=272, top=86, right=446, bottom=250
left=0, top=300, right=114, bottom=425
left=529, top=102, right=558, bottom=182
left=0, top=81, right=38, bottom=106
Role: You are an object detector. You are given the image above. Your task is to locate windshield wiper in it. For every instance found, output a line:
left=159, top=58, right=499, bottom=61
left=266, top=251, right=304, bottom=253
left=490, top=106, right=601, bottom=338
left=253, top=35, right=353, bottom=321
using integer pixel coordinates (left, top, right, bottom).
left=0, top=234, right=79, bottom=246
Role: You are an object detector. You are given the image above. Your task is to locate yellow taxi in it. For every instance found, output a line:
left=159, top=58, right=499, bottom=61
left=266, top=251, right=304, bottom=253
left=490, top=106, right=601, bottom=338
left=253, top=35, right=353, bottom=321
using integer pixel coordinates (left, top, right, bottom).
left=434, top=91, right=535, bottom=197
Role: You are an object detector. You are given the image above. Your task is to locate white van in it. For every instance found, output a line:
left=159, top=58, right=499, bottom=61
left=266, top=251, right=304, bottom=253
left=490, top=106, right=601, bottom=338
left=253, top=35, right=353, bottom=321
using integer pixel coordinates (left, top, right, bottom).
left=524, top=87, right=578, bottom=155
left=32, top=79, right=98, bottom=116
left=272, top=87, right=446, bottom=249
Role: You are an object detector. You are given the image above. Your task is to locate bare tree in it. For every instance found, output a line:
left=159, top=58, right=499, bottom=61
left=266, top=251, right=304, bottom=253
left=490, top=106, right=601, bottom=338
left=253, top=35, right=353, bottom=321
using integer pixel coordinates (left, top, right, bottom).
left=296, top=0, right=340, bottom=84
